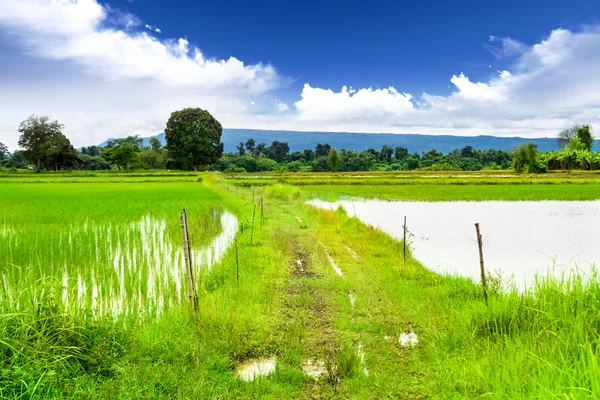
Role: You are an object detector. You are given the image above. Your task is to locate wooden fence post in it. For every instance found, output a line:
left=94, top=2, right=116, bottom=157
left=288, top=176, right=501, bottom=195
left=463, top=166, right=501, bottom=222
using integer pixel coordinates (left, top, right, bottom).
left=180, top=209, right=198, bottom=311
left=250, top=204, right=256, bottom=245
left=403, top=216, right=407, bottom=262
left=260, top=196, right=264, bottom=230
left=235, top=234, right=240, bottom=286
left=474, top=223, right=488, bottom=304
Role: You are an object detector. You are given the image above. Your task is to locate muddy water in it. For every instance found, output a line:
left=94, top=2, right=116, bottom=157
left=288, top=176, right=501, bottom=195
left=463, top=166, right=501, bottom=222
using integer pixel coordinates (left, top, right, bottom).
left=310, top=200, right=600, bottom=289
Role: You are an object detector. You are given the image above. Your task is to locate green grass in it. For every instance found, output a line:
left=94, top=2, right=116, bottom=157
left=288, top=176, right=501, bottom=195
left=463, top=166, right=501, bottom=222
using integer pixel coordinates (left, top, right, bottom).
left=1, top=174, right=599, bottom=398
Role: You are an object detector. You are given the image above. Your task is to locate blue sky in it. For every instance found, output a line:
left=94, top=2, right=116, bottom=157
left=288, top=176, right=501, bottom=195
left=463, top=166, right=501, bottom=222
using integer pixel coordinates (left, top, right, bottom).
left=1, top=0, right=600, bottom=148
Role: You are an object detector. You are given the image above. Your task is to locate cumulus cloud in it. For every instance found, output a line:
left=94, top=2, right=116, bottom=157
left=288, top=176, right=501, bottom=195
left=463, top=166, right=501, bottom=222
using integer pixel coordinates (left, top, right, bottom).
left=289, top=27, right=600, bottom=138
left=1, top=3, right=600, bottom=149
left=0, top=0, right=278, bottom=92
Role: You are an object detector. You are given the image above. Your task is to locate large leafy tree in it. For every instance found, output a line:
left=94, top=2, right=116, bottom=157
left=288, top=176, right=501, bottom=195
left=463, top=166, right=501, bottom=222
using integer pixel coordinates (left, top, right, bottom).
left=165, top=108, right=224, bottom=170
left=18, top=115, right=65, bottom=171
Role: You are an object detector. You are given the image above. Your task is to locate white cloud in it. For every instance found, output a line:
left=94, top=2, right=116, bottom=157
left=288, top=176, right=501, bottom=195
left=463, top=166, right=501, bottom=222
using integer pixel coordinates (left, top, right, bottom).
left=1, top=4, right=600, bottom=150
left=487, top=35, right=528, bottom=59
left=144, top=24, right=161, bottom=34
left=0, top=0, right=278, bottom=92
left=287, top=27, right=600, bottom=138
left=295, top=85, right=414, bottom=122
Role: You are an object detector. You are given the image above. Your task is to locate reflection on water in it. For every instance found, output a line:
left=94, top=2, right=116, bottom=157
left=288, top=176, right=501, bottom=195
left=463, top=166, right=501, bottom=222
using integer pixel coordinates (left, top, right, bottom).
left=1, top=211, right=238, bottom=320
left=310, top=200, right=600, bottom=289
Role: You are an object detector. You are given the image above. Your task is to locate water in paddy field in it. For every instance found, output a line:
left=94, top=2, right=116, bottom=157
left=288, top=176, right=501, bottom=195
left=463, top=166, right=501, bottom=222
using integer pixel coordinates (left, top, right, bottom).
left=1, top=211, right=238, bottom=320
left=310, top=200, right=600, bottom=289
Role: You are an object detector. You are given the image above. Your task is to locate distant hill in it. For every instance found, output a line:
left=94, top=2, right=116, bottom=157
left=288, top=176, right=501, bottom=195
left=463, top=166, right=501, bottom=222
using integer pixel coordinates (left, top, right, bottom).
left=95, top=129, right=560, bottom=154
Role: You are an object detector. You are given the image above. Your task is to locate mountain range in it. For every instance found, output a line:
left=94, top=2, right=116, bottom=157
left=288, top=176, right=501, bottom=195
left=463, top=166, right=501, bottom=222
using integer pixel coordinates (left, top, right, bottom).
left=95, top=129, right=560, bottom=154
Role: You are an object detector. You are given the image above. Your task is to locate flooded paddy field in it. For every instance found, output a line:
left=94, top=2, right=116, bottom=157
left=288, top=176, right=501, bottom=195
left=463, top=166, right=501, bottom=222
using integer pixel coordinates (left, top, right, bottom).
left=311, top=199, right=600, bottom=288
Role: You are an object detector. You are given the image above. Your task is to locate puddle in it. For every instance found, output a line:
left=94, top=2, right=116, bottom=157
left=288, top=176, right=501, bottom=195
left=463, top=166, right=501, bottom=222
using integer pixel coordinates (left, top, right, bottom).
left=302, top=358, right=327, bottom=380
left=399, top=331, right=419, bottom=347
left=311, top=200, right=600, bottom=289
left=348, top=292, right=356, bottom=310
left=318, top=241, right=344, bottom=277
left=235, top=357, right=277, bottom=382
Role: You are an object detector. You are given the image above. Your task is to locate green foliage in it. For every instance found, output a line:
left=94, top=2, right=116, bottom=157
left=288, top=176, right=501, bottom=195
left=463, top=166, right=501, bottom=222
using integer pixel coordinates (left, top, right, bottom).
left=328, top=147, right=339, bottom=172
left=265, top=141, right=290, bottom=162
left=513, top=142, right=546, bottom=173
left=79, top=154, right=111, bottom=170
left=558, top=124, right=594, bottom=150
left=257, top=157, right=278, bottom=171
left=165, top=108, right=224, bottom=170
left=17, top=115, right=78, bottom=171
left=102, top=135, right=143, bottom=170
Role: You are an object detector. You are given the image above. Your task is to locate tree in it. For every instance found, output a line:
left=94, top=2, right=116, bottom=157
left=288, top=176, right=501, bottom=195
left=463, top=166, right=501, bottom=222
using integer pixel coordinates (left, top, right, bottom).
left=104, top=135, right=143, bottom=170
left=140, top=148, right=165, bottom=169
left=18, top=115, right=64, bottom=171
left=304, top=149, right=315, bottom=162
left=558, top=126, right=579, bottom=149
left=165, top=108, right=224, bottom=170
left=315, top=143, right=331, bottom=158
left=557, top=124, right=593, bottom=151
left=577, top=125, right=593, bottom=151
left=265, top=141, right=289, bottom=162
left=255, top=142, right=266, bottom=158
left=380, top=145, right=394, bottom=163
left=45, top=132, right=79, bottom=170
left=513, top=142, right=542, bottom=173
left=394, top=146, right=408, bottom=160
left=149, top=137, right=162, bottom=152
left=328, top=147, right=339, bottom=172
left=245, top=138, right=256, bottom=153
left=0, top=142, right=7, bottom=160
left=236, top=142, right=246, bottom=156
left=460, top=146, right=474, bottom=158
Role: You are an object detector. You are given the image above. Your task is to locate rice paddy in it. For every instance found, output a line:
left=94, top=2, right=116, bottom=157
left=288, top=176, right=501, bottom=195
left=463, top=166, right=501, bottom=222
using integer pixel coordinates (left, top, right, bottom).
left=0, top=172, right=599, bottom=398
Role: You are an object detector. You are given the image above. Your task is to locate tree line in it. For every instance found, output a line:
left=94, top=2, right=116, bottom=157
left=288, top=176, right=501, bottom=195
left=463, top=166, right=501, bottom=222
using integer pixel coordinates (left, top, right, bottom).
left=0, top=111, right=595, bottom=173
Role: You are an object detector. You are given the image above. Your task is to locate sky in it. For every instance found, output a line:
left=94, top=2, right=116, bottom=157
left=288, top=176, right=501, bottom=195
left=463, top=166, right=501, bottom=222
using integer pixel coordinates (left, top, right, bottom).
left=1, top=0, right=600, bottom=149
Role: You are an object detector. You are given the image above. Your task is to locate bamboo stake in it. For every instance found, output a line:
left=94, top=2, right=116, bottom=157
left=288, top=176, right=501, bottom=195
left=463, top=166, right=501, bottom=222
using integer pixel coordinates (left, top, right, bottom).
left=179, top=212, right=193, bottom=310
left=250, top=204, right=256, bottom=245
left=260, top=196, right=264, bottom=230
left=180, top=210, right=198, bottom=311
left=403, top=216, right=407, bottom=262
left=475, top=223, right=488, bottom=304
left=183, top=209, right=198, bottom=311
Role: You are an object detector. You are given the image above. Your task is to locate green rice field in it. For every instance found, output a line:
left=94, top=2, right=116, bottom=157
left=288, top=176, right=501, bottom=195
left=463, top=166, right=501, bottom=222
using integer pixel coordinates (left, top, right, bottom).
left=0, top=172, right=599, bottom=398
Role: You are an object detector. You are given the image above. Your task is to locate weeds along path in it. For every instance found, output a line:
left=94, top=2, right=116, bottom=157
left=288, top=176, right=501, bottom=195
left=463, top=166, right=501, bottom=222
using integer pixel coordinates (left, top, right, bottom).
left=257, top=187, right=434, bottom=398
left=290, top=204, right=433, bottom=398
